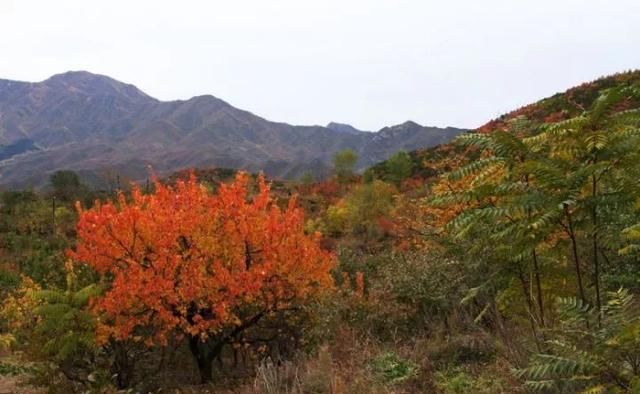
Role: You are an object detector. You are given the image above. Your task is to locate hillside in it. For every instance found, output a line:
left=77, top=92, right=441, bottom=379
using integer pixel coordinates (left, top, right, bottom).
left=0, top=71, right=464, bottom=188
left=367, top=70, right=640, bottom=182
left=3, top=70, right=640, bottom=393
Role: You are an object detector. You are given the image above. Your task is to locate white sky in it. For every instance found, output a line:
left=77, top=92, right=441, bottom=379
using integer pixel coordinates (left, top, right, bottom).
left=0, top=0, right=638, bottom=131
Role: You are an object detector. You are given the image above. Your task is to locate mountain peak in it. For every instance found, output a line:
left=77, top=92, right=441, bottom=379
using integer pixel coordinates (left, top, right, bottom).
left=46, top=70, right=115, bottom=84
left=43, top=70, right=154, bottom=102
left=378, top=120, right=423, bottom=134
left=326, top=122, right=365, bottom=134
left=397, top=120, right=422, bottom=129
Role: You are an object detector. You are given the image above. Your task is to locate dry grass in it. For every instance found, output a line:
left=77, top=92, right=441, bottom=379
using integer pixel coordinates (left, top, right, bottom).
left=4, top=327, right=524, bottom=394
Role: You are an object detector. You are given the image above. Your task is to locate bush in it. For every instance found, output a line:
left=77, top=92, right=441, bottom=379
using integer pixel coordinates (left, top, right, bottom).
left=425, top=334, right=496, bottom=367
left=0, top=360, right=33, bottom=376
left=369, top=352, right=417, bottom=384
left=435, top=363, right=522, bottom=394
left=434, top=368, right=474, bottom=394
left=516, top=289, right=640, bottom=393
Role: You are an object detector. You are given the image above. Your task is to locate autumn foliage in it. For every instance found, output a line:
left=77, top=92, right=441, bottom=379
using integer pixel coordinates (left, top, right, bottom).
left=5, top=71, right=640, bottom=392
left=69, top=173, right=334, bottom=351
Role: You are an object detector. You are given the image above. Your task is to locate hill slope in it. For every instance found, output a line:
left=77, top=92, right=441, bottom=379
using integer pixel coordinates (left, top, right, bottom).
left=367, top=70, right=640, bottom=182
left=0, top=71, right=464, bottom=187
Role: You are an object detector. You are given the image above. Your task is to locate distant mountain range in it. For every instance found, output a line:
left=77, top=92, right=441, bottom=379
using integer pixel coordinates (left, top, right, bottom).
left=0, top=71, right=464, bottom=187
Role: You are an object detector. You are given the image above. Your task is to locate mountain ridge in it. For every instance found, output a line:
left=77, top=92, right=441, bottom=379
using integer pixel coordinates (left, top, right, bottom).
left=0, top=71, right=465, bottom=188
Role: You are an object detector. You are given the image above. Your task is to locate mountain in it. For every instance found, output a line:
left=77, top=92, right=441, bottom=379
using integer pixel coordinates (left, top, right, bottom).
left=367, top=70, right=640, bottom=182
left=0, top=71, right=465, bottom=187
left=326, top=122, right=365, bottom=134
left=476, top=70, right=640, bottom=134
left=0, top=139, right=39, bottom=161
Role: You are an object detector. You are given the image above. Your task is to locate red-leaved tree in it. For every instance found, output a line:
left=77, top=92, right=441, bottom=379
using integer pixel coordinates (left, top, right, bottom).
left=69, top=172, right=335, bottom=383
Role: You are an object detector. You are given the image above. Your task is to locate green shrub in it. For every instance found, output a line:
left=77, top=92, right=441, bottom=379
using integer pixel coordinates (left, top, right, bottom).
left=425, top=334, right=496, bottom=366
left=435, top=366, right=517, bottom=394
left=516, top=289, right=640, bottom=393
left=369, top=351, right=417, bottom=384
left=0, top=360, right=34, bottom=376
left=434, top=368, right=474, bottom=394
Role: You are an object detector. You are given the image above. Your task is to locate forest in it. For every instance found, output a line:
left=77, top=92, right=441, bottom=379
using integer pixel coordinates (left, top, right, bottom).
left=2, top=70, right=640, bottom=393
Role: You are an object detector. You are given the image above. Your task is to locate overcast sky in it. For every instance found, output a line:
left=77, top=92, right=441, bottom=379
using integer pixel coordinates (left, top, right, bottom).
left=0, top=0, right=638, bottom=131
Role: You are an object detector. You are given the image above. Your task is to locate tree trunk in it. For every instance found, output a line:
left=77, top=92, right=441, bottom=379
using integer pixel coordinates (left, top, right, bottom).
left=563, top=204, right=587, bottom=305
left=111, top=343, right=134, bottom=389
left=531, top=249, right=545, bottom=327
left=518, top=268, right=541, bottom=351
left=592, top=174, right=602, bottom=327
left=197, top=357, right=213, bottom=384
left=189, top=336, right=222, bottom=384
left=524, top=174, right=545, bottom=327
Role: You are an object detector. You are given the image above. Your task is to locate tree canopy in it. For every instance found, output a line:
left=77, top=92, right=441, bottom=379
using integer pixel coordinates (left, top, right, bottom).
left=69, top=172, right=335, bottom=383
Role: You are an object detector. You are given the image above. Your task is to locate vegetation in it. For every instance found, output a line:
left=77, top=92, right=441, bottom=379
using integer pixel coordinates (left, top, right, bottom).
left=72, top=173, right=333, bottom=385
left=332, top=149, right=358, bottom=184
left=1, top=71, right=640, bottom=393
